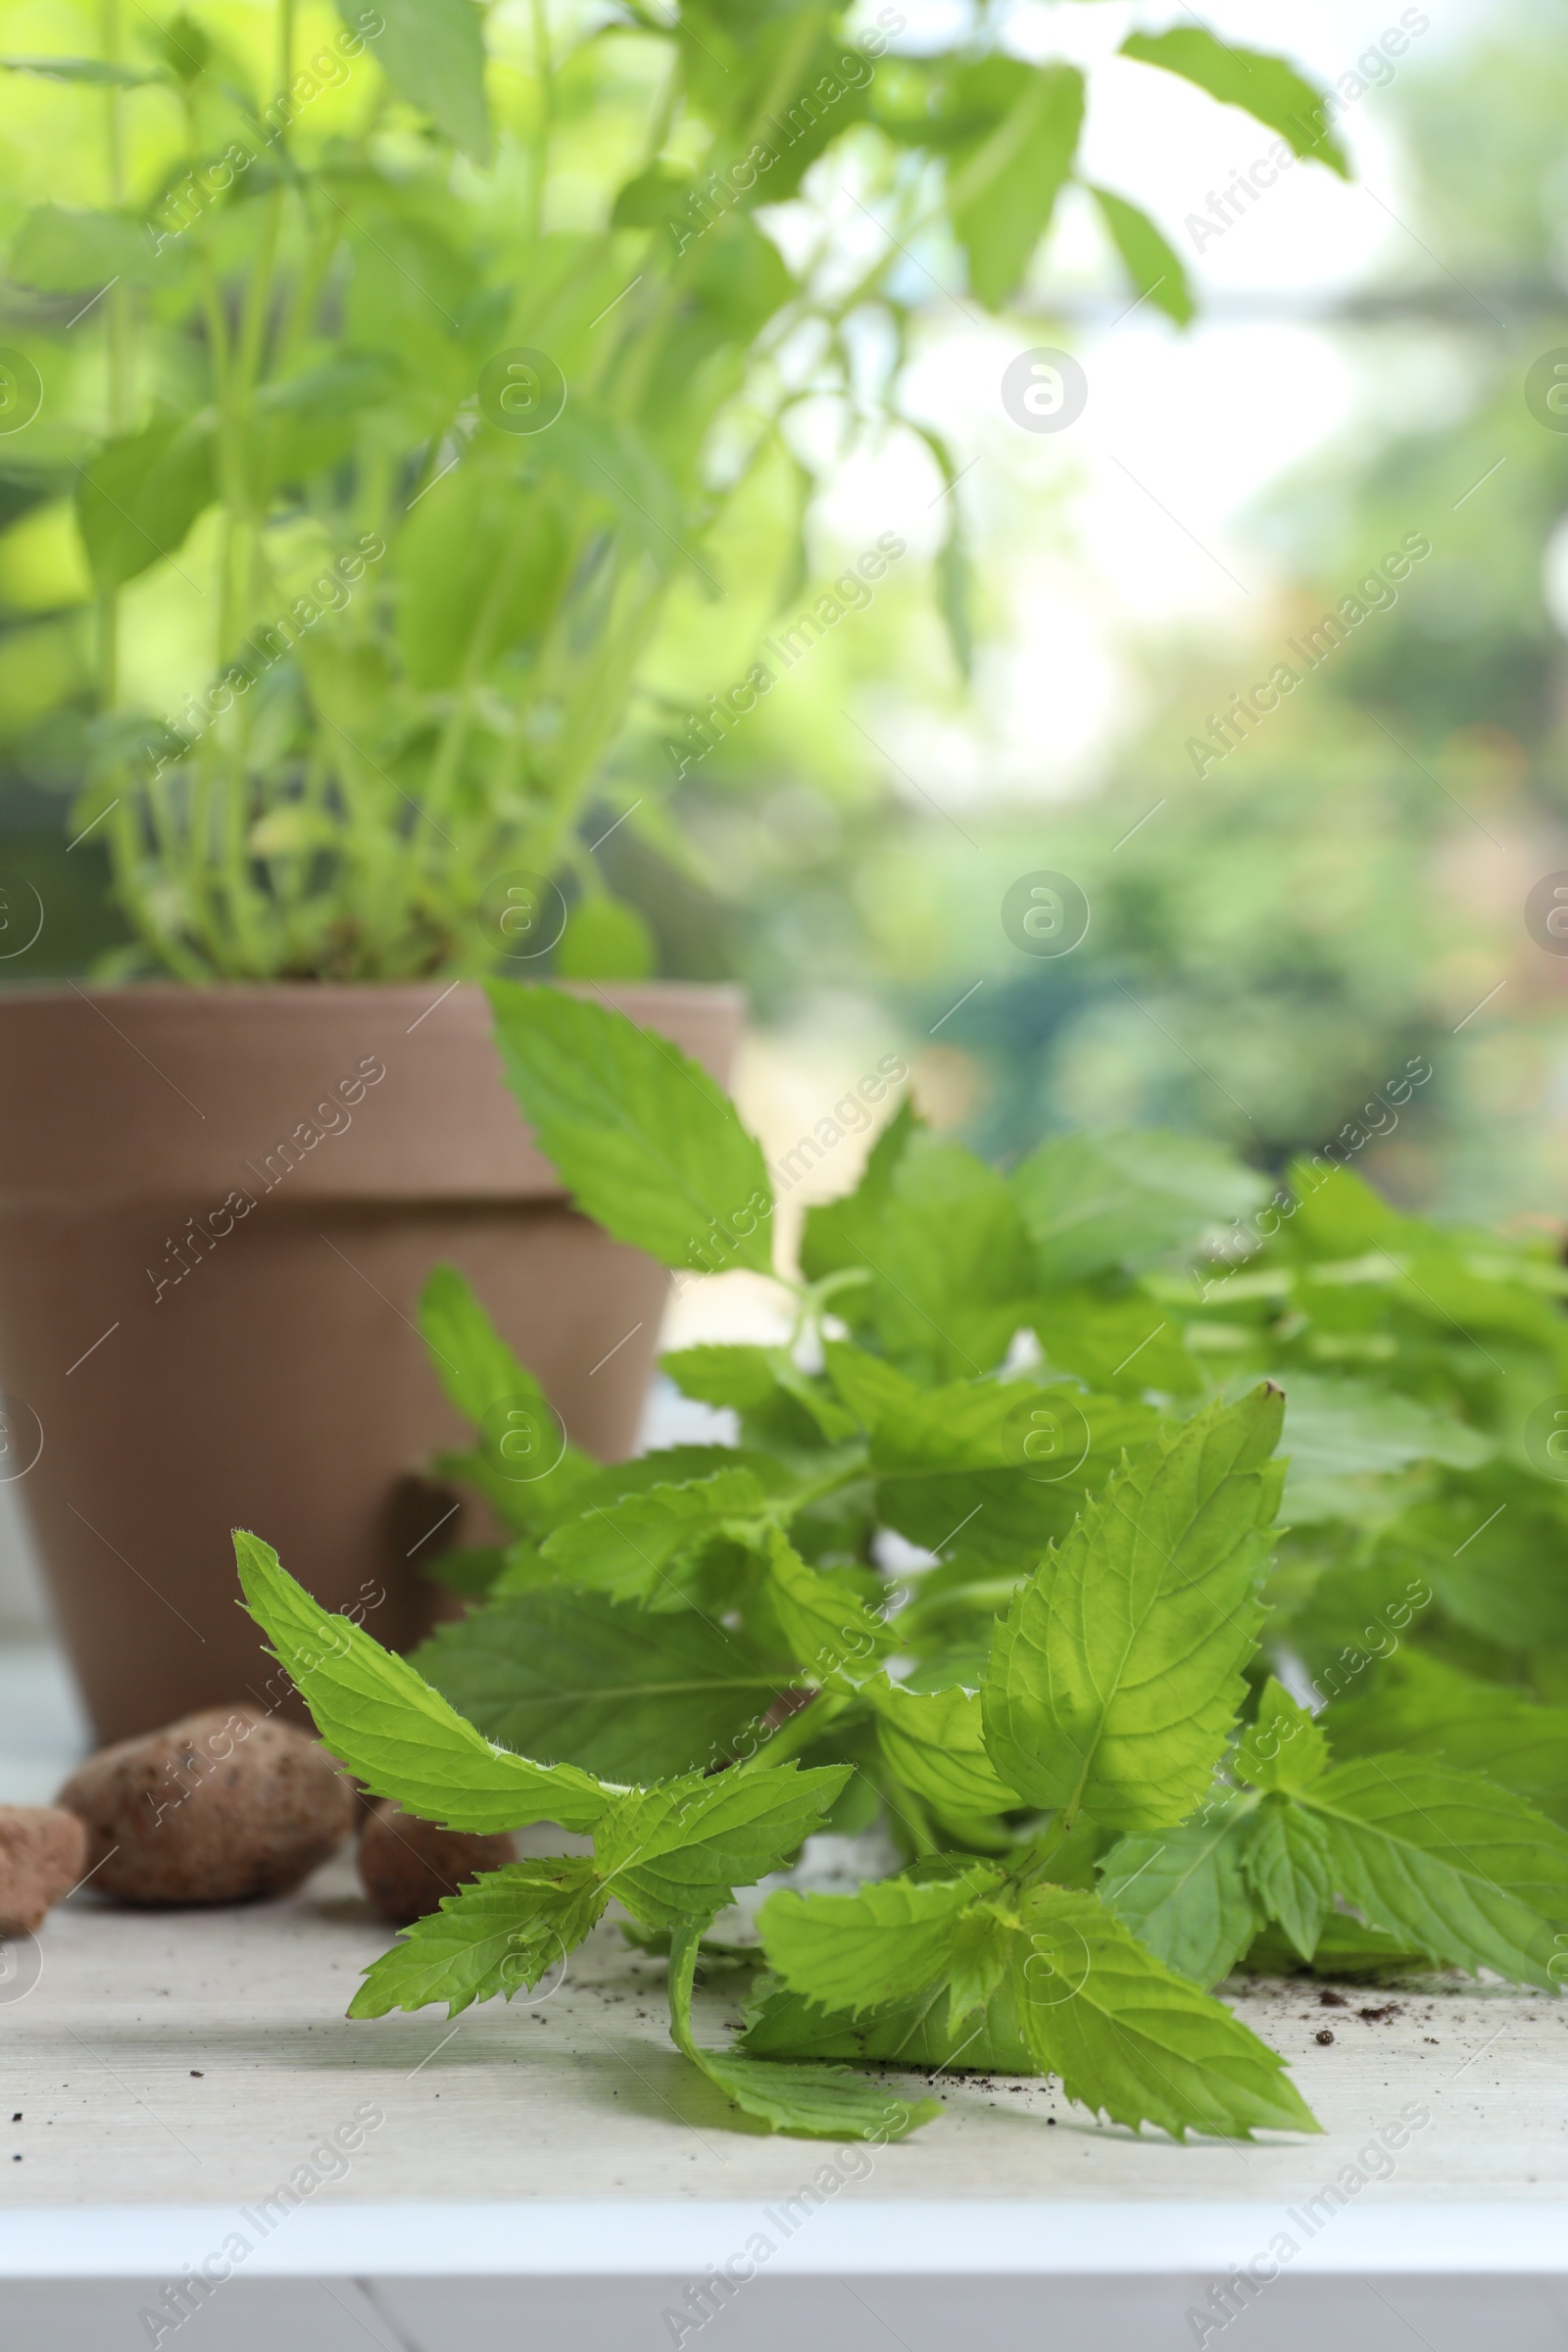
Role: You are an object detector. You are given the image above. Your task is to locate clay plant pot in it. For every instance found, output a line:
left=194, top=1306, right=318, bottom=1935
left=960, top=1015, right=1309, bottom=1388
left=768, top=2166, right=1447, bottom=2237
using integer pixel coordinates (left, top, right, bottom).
left=0, top=980, right=742, bottom=1742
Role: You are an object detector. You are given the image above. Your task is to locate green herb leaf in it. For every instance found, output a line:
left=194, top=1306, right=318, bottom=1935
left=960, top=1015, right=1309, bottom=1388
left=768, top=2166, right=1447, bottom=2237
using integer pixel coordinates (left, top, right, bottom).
left=855, top=1135, right=1036, bottom=1380
left=1241, top=1799, right=1334, bottom=1961
left=539, top=1467, right=769, bottom=1607
left=1, top=53, right=162, bottom=83
left=668, top=1919, right=940, bottom=2140
left=1088, top=188, right=1193, bottom=328
left=1300, top=1756, right=1568, bottom=1987
left=418, top=1266, right=597, bottom=1529
left=484, top=984, right=773, bottom=1277
left=662, top=1344, right=858, bottom=1446
left=1119, top=28, right=1348, bottom=174
left=1098, top=1803, right=1262, bottom=1988
left=10, top=202, right=161, bottom=290
left=1011, top=1130, right=1265, bottom=1286
left=869, top=1682, right=1019, bottom=1822
left=1328, top=1653, right=1568, bottom=1829
left=1275, top=1371, right=1492, bottom=1523
left=859, top=1359, right=1160, bottom=1568
left=758, top=1865, right=1004, bottom=2019
left=1012, top=1885, right=1318, bottom=2140
left=739, top=1970, right=1035, bottom=2072
left=348, top=1858, right=606, bottom=2019
left=1235, top=1676, right=1330, bottom=1793
left=398, top=469, right=567, bottom=686
left=350, top=0, right=491, bottom=163
left=600, top=1759, right=849, bottom=1926
left=981, top=1386, right=1286, bottom=1830
left=949, top=62, right=1085, bottom=311
left=799, top=1094, right=919, bottom=1288
left=415, top=1587, right=785, bottom=1781
left=233, top=1532, right=611, bottom=1834
left=76, top=417, right=215, bottom=588
left=764, top=1530, right=890, bottom=1688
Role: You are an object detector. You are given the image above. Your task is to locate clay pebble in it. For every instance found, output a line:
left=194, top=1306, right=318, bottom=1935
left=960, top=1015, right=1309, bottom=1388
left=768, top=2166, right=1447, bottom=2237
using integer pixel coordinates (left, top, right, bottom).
left=359, top=1801, right=514, bottom=1926
left=0, top=1806, right=86, bottom=1934
left=57, top=1704, right=355, bottom=1905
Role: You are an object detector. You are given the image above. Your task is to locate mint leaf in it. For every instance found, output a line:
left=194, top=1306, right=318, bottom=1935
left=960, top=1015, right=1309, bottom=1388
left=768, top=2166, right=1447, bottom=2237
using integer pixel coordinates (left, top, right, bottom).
left=1236, top=1676, right=1330, bottom=1793
left=863, top=1136, right=1037, bottom=1380
left=800, top=1095, right=920, bottom=1289
left=1098, top=1804, right=1261, bottom=1988
left=861, top=1364, right=1160, bottom=1569
left=1328, top=1653, right=1568, bottom=1829
left=1119, top=28, right=1348, bottom=174
left=1275, top=1371, right=1492, bottom=1523
left=764, top=1531, right=889, bottom=1687
left=484, top=983, right=773, bottom=1276
left=1021, top=1288, right=1202, bottom=1399
left=1241, top=1911, right=1424, bottom=1980
left=600, top=1760, right=849, bottom=1926
left=812, top=1134, right=1036, bottom=1384
left=740, top=1971, right=1035, bottom=2072
left=981, top=1386, right=1286, bottom=1830
left=355, top=0, right=491, bottom=164
left=870, top=1682, right=1019, bottom=1823
left=418, top=1267, right=597, bottom=1529
left=667, top=1919, right=940, bottom=2141
left=76, top=417, right=215, bottom=588
left=1300, top=1756, right=1568, bottom=1987
left=539, top=1468, right=769, bottom=1607
left=950, top=62, right=1083, bottom=312
left=694, top=2049, right=933, bottom=2137
left=234, top=1532, right=611, bottom=1834
left=419, top=1545, right=508, bottom=1599
left=822, top=1342, right=924, bottom=1430
left=1012, top=1130, right=1264, bottom=1285
left=1013, top=1886, right=1318, bottom=2140
left=348, top=1858, right=606, bottom=2019
left=758, top=1865, right=1003, bottom=2019
left=415, top=1589, right=786, bottom=1782
left=1089, top=188, right=1193, bottom=328
left=1241, top=1799, right=1334, bottom=1962
left=662, top=1344, right=858, bottom=1446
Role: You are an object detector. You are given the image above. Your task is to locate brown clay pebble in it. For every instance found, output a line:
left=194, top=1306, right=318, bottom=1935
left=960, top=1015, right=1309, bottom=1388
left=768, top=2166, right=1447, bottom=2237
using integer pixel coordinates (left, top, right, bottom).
left=358, top=1801, right=514, bottom=1927
left=57, top=1705, right=354, bottom=1906
left=0, top=1807, right=85, bottom=1934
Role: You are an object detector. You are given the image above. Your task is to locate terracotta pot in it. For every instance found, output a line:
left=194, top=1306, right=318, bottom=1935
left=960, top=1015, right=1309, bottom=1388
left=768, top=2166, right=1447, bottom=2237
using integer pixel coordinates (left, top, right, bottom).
left=0, top=981, right=742, bottom=1741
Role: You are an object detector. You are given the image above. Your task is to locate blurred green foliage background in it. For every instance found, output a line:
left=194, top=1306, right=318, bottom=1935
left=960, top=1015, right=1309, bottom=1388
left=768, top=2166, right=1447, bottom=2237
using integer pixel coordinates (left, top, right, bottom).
left=2, top=0, right=1566, bottom=1226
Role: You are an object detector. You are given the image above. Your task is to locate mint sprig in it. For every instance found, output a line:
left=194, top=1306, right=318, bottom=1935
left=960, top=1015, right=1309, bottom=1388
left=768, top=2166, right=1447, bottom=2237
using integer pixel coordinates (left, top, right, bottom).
left=238, top=988, right=1568, bottom=2143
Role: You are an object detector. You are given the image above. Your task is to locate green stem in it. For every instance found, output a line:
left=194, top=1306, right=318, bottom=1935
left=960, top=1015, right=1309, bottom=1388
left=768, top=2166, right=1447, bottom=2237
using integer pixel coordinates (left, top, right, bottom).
left=526, top=0, right=554, bottom=239
left=275, top=0, right=297, bottom=146
left=664, top=1914, right=707, bottom=2065
left=749, top=1688, right=853, bottom=1768
left=97, top=0, right=129, bottom=711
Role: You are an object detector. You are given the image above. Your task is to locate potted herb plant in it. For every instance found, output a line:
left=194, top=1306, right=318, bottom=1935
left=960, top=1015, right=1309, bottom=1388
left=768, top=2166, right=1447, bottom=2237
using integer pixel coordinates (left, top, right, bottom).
left=0, top=0, right=1343, bottom=1735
